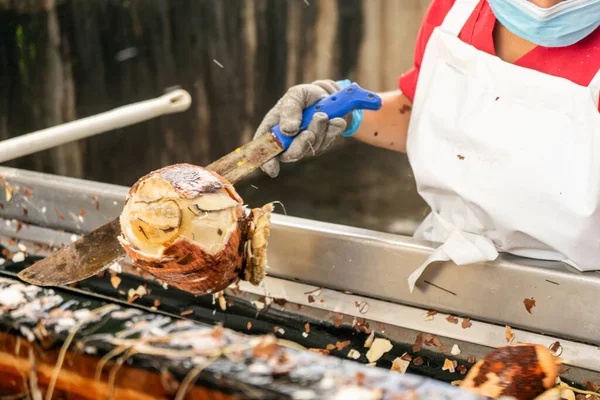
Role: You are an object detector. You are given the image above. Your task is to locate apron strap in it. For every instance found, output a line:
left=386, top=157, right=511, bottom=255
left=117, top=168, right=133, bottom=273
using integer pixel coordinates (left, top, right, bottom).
left=589, top=69, right=600, bottom=109
left=440, top=0, right=480, bottom=36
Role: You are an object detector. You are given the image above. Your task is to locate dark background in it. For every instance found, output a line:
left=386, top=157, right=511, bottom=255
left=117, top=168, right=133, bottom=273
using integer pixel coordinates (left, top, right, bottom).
left=0, top=0, right=430, bottom=234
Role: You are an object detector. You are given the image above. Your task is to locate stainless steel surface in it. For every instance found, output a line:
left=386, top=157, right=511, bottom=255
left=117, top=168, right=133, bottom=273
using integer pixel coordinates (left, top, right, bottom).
left=234, top=284, right=600, bottom=383
left=0, top=166, right=599, bottom=346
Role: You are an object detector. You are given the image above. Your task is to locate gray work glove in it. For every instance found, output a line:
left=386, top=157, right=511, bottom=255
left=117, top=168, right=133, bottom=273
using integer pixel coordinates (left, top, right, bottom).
left=254, top=79, right=350, bottom=178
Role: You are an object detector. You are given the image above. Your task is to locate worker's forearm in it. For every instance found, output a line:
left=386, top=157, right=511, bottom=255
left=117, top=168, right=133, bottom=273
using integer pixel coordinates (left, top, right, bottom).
left=353, top=90, right=413, bottom=152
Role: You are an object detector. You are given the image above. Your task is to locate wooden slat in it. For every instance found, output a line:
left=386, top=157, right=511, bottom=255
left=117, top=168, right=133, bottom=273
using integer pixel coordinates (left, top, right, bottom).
left=0, top=332, right=239, bottom=399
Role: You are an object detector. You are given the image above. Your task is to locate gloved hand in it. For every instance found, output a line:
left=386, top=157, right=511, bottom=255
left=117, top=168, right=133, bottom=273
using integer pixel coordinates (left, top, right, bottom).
left=253, top=79, right=350, bottom=178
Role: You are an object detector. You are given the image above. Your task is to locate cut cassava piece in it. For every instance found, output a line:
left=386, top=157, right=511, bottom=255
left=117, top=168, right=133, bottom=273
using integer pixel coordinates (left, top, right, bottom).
left=459, top=343, right=562, bottom=400
left=119, top=163, right=272, bottom=295
left=17, top=132, right=285, bottom=289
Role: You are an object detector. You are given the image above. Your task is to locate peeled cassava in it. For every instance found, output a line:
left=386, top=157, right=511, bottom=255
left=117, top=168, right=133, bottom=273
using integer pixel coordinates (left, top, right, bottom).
left=118, top=164, right=272, bottom=295
left=460, top=343, right=562, bottom=400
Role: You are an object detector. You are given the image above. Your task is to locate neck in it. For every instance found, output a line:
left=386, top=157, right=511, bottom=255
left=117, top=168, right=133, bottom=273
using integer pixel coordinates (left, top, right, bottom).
left=493, top=22, right=538, bottom=63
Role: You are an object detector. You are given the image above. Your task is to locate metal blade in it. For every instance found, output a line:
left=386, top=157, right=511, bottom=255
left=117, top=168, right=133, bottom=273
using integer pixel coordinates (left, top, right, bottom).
left=18, top=218, right=125, bottom=286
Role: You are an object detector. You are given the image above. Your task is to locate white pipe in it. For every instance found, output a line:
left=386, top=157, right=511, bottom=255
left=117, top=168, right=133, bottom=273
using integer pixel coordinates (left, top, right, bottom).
left=0, top=89, right=192, bottom=164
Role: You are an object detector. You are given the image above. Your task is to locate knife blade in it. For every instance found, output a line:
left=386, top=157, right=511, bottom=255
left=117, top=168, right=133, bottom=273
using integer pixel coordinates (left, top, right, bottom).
left=18, top=83, right=382, bottom=287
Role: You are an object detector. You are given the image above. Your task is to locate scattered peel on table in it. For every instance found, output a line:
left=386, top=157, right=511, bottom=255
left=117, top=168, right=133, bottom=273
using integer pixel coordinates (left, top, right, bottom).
left=110, top=275, right=121, bottom=289
left=412, top=333, right=423, bottom=353
left=524, top=298, right=536, bottom=314
left=460, top=343, right=562, bottom=400
left=425, top=310, right=437, bottom=321
left=391, top=357, right=410, bottom=374
left=364, top=330, right=375, bottom=348
left=347, top=349, right=361, bottom=360
left=451, top=344, right=461, bottom=356
left=335, top=340, right=351, bottom=351
left=118, top=164, right=272, bottom=296
left=366, top=338, right=393, bottom=363
left=505, top=325, right=515, bottom=343
left=442, top=358, right=455, bottom=373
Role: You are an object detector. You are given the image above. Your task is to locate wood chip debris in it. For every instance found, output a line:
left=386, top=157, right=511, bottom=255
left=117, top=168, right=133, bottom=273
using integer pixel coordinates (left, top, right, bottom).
left=180, top=309, right=193, bottom=316
left=451, top=344, right=461, bottom=356
left=505, top=325, right=515, bottom=343
left=352, top=317, right=371, bottom=334
left=461, top=318, right=472, bottom=329
left=347, top=349, right=361, bottom=360
left=524, top=297, right=536, bottom=314
left=366, top=338, right=393, bottom=363
left=457, top=364, right=467, bottom=375
left=127, top=285, right=147, bottom=302
left=425, top=310, right=437, bottom=321
left=413, top=333, right=423, bottom=353
left=12, top=252, right=25, bottom=263
left=446, top=315, right=458, bottom=324
left=391, top=357, right=410, bottom=374
left=364, top=330, right=375, bottom=348
left=153, top=299, right=160, bottom=307
left=110, top=276, right=121, bottom=289
left=467, top=355, right=476, bottom=364
left=251, top=300, right=265, bottom=310
left=216, top=292, right=227, bottom=311
left=335, top=341, right=351, bottom=351
left=413, top=356, right=424, bottom=366
left=442, top=359, right=456, bottom=373
left=416, top=333, right=447, bottom=353
left=304, top=322, right=310, bottom=333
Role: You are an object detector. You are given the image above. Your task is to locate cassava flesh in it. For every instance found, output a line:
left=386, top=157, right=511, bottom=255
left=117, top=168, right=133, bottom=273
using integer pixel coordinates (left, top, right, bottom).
left=460, top=343, right=561, bottom=400
left=118, top=163, right=272, bottom=295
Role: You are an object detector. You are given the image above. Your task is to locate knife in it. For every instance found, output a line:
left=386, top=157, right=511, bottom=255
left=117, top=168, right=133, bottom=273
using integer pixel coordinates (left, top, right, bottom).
left=18, top=83, right=382, bottom=287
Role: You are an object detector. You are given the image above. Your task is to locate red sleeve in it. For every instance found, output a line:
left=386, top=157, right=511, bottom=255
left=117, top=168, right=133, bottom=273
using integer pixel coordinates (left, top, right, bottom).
left=398, top=0, right=456, bottom=102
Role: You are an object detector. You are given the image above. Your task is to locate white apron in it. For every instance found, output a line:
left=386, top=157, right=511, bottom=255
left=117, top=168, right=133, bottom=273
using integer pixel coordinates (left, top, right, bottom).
left=406, top=0, right=600, bottom=292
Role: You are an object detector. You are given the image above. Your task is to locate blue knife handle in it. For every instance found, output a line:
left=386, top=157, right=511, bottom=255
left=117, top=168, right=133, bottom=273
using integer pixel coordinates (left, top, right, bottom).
left=271, top=83, right=382, bottom=150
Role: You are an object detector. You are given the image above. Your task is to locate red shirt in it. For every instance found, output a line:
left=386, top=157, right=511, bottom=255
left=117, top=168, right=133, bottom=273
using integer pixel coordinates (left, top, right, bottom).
left=398, top=0, right=600, bottom=108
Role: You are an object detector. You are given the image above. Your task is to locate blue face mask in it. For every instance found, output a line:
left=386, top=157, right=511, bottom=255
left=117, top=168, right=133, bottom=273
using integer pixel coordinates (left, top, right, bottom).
left=487, top=0, right=600, bottom=47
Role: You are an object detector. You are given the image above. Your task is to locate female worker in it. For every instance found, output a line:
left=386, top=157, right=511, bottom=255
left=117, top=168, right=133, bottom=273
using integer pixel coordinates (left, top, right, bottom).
left=252, top=0, right=600, bottom=290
